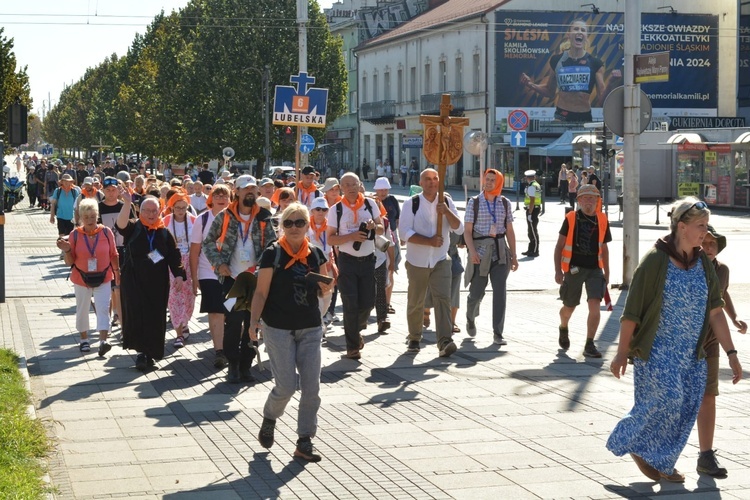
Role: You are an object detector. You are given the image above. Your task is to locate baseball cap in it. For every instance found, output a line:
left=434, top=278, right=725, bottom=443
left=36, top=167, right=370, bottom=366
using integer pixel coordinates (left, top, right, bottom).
left=235, top=175, right=257, bottom=189
left=256, top=197, right=272, bottom=210
left=310, top=197, right=329, bottom=211
left=301, top=166, right=315, bottom=175
left=258, top=177, right=274, bottom=187
left=83, top=176, right=95, bottom=185
left=320, top=178, right=339, bottom=193
left=577, top=184, right=600, bottom=197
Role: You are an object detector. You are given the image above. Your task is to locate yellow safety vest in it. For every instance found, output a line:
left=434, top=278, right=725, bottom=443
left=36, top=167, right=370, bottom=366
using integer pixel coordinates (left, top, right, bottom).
left=524, top=181, right=542, bottom=207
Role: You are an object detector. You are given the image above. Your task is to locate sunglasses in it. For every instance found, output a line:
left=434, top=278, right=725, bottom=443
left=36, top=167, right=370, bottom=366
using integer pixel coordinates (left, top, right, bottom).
left=103, top=179, right=118, bottom=187
left=282, top=219, right=307, bottom=229
left=313, top=207, right=329, bottom=212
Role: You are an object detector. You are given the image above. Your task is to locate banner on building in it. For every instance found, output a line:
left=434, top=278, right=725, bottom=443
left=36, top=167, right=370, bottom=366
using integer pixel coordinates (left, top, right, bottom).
left=495, top=11, right=719, bottom=123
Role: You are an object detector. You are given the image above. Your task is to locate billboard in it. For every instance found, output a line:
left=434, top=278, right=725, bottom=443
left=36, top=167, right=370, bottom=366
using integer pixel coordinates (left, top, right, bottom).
left=495, top=11, right=719, bottom=123
left=740, top=14, right=750, bottom=108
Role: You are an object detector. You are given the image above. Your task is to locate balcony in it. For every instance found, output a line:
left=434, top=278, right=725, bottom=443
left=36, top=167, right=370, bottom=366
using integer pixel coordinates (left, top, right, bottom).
left=420, top=91, right=465, bottom=116
left=360, top=100, right=396, bottom=124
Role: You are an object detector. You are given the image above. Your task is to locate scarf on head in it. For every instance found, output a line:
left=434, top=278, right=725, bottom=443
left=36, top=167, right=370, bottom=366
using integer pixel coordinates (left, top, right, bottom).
left=655, top=233, right=701, bottom=270
left=341, top=193, right=365, bottom=224
left=484, top=169, right=504, bottom=199
left=166, top=191, right=191, bottom=213
left=216, top=200, right=260, bottom=252
left=278, top=235, right=311, bottom=270
left=297, top=182, right=318, bottom=206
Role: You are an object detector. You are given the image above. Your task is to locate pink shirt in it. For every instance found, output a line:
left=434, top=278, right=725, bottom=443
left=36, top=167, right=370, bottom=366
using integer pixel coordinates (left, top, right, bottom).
left=68, top=226, right=118, bottom=287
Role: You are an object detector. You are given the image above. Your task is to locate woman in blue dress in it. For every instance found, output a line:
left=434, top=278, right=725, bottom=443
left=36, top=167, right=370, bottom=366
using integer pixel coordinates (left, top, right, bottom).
left=607, top=198, right=742, bottom=482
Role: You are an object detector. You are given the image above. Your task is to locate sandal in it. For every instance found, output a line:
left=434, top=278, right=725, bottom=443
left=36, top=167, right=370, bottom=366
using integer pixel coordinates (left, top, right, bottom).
left=453, top=324, right=461, bottom=333
left=173, top=336, right=185, bottom=348
left=423, top=311, right=431, bottom=328
left=79, top=341, right=90, bottom=353
left=388, top=304, right=395, bottom=314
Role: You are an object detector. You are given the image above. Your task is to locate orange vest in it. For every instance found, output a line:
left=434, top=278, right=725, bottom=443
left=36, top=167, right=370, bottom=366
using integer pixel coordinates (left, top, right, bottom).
left=560, top=210, right=608, bottom=272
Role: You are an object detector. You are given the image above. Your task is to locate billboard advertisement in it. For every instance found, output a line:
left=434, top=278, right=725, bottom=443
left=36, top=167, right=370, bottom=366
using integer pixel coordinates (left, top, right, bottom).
left=740, top=14, right=750, bottom=108
left=495, top=11, right=719, bottom=124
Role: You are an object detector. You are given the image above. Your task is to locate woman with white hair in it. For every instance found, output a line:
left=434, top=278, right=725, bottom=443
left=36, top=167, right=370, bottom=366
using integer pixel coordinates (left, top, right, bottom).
left=116, top=193, right=186, bottom=370
left=56, top=198, right=119, bottom=356
left=607, top=197, right=742, bottom=482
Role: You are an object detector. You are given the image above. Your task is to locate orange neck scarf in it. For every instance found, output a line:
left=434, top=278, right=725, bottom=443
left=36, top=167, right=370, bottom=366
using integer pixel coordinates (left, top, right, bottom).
left=216, top=201, right=260, bottom=251
left=326, top=194, right=341, bottom=207
left=278, top=235, right=311, bottom=269
left=341, top=193, right=365, bottom=223
left=484, top=169, right=504, bottom=199
left=139, top=214, right=166, bottom=231
left=297, top=183, right=318, bottom=205
left=83, top=187, right=99, bottom=198
left=60, top=184, right=73, bottom=193
left=76, top=224, right=104, bottom=237
left=310, top=217, right=327, bottom=241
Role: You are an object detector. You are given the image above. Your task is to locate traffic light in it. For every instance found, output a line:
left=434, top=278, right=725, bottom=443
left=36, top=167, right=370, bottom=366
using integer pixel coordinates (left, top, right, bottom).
left=282, top=126, right=294, bottom=146
left=595, top=132, right=616, bottom=159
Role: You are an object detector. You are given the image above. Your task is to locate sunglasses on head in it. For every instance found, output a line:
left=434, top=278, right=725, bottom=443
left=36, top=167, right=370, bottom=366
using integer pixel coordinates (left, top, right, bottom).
left=678, top=201, right=708, bottom=221
left=103, top=178, right=118, bottom=187
left=282, top=219, right=307, bottom=229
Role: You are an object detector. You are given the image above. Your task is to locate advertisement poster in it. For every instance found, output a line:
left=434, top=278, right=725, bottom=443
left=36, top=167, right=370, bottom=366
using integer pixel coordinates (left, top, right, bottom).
left=740, top=14, right=750, bottom=108
left=495, top=11, right=719, bottom=123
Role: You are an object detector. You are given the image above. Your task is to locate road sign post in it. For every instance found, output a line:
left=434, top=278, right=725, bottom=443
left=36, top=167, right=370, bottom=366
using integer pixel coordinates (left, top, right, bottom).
left=511, top=131, right=527, bottom=148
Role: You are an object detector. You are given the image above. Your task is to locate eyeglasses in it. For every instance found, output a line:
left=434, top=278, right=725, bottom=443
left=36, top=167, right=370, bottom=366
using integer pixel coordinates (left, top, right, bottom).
left=313, top=207, right=329, bottom=212
left=103, top=179, right=118, bottom=187
left=282, top=219, right=307, bottom=229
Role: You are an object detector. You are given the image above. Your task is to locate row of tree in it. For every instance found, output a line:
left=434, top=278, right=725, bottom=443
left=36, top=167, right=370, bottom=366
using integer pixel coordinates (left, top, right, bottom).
left=0, top=28, right=32, bottom=147
left=43, top=0, right=346, bottom=168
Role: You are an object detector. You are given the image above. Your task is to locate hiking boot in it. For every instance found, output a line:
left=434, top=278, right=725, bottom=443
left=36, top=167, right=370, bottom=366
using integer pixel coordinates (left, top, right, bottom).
left=439, top=341, right=457, bottom=358
left=294, top=437, right=322, bottom=462
left=79, top=341, right=91, bottom=353
left=558, top=326, right=570, bottom=350
left=493, top=334, right=507, bottom=346
left=377, top=319, right=390, bottom=333
left=583, top=340, right=602, bottom=358
left=344, top=349, right=361, bottom=360
left=226, top=361, right=241, bottom=383
left=213, top=350, right=228, bottom=369
left=466, top=319, right=476, bottom=337
left=258, top=418, right=275, bottom=449
left=406, top=340, right=420, bottom=353
left=697, top=449, right=728, bottom=477
left=239, top=360, right=255, bottom=383
left=98, top=341, right=112, bottom=358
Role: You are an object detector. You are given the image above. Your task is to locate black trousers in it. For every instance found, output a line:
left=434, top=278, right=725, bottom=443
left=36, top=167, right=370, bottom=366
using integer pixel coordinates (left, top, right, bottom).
left=337, top=252, right=376, bottom=350
left=526, top=206, right=541, bottom=255
left=221, top=277, right=254, bottom=363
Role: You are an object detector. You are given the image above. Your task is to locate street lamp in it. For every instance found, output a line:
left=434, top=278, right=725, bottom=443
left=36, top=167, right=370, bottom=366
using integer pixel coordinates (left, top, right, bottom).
left=243, top=65, right=271, bottom=177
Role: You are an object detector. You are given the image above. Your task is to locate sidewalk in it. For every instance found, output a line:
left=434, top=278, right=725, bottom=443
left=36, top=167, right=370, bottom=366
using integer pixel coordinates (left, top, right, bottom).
left=2, top=194, right=750, bottom=499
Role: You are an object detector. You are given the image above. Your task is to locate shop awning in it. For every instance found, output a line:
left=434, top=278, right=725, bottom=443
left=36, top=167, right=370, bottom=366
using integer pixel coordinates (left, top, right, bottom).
left=666, top=132, right=707, bottom=144
left=528, top=130, right=575, bottom=157
left=735, top=131, right=750, bottom=143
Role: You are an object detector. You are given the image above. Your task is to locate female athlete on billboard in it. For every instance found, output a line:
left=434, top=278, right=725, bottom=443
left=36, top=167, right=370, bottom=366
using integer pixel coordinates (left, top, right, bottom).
left=520, top=19, right=619, bottom=122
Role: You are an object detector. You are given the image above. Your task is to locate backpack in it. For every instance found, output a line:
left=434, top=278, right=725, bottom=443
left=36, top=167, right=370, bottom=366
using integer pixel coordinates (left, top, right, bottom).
left=409, top=192, right=453, bottom=215
left=266, top=241, right=324, bottom=273
left=469, top=195, right=512, bottom=230
left=335, top=198, right=376, bottom=233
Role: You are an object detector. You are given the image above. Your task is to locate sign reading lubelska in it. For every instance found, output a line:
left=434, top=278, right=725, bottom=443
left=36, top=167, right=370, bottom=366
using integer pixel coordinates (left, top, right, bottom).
left=273, top=72, right=329, bottom=128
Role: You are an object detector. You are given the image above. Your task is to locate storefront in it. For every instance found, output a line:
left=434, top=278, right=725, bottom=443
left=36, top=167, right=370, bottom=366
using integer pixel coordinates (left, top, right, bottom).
left=675, top=138, right=749, bottom=208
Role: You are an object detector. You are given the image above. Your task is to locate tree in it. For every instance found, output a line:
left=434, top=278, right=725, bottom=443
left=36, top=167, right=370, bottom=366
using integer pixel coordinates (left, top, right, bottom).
left=0, top=28, right=32, bottom=141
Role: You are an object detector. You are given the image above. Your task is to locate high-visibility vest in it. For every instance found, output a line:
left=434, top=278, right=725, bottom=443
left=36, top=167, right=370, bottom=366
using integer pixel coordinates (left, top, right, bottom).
left=560, top=210, right=608, bottom=272
left=524, top=181, right=542, bottom=206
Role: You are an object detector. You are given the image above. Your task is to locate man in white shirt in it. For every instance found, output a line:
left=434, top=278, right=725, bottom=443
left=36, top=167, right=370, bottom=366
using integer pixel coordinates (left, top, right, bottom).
left=326, top=173, right=383, bottom=360
left=190, top=180, right=208, bottom=213
left=399, top=169, right=463, bottom=357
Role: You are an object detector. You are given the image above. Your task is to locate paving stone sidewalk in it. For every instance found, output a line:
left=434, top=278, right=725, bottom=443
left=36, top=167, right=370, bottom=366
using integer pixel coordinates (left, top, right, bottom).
left=2, top=195, right=750, bottom=499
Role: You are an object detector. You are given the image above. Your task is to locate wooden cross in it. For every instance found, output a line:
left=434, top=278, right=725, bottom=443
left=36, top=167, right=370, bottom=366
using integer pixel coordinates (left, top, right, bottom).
left=419, top=94, right=469, bottom=234
left=90, top=137, right=112, bottom=162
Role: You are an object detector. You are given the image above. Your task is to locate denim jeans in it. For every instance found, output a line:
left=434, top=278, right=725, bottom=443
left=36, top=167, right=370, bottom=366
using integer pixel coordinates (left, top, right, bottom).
left=466, top=259, right=509, bottom=336
left=262, top=324, right=323, bottom=439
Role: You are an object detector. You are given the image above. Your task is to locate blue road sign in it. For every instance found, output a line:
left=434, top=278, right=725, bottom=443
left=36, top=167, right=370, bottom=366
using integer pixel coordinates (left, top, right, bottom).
left=273, top=72, right=329, bottom=128
left=614, top=135, right=624, bottom=147
left=508, top=109, right=529, bottom=131
left=300, top=133, right=316, bottom=154
left=511, top=131, right=527, bottom=148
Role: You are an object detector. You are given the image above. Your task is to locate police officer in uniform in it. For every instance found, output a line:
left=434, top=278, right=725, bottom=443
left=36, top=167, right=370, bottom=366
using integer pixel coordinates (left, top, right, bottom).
left=522, top=170, right=542, bottom=257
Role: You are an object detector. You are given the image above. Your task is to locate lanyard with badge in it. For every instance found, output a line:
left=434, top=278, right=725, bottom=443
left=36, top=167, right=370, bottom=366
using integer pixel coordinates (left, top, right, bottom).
left=237, top=216, right=253, bottom=263
left=171, top=217, right=189, bottom=254
left=146, top=230, right=164, bottom=264
left=484, top=197, right=498, bottom=237
left=83, top=232, right=100, bottom=271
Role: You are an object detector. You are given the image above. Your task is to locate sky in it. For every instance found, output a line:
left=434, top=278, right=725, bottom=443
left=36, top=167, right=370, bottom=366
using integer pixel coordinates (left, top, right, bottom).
left=2, top=0, right=337, bottom=118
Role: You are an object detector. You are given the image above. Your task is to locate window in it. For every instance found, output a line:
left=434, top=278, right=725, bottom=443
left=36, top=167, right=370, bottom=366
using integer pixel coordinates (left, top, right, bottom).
left=455, top=57, right=463, bottom=91
left=439, top=61, right=446, bottom=92
left=384, top=72, right=391, bottom=100
left=350, top=90, right=357, bottom=112
left=373, top=73, right=378, bottom=101
left=362, top=76, right=367, bottom=104
left=410, top=67, right=416, bottom=101
left=397, top=69, right=403, bottom=102
left=424, top=63, right=431, bottom=94
left=473, top=53, right=481, bottom=93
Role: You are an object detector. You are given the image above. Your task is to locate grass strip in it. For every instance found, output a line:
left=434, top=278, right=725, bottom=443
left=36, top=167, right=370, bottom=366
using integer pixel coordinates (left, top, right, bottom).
left=0, top=348, right=50, bottom=499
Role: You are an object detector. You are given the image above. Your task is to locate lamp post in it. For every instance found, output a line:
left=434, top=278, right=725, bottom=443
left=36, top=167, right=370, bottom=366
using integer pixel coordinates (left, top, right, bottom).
left=243, top=65, right=272, bottom=177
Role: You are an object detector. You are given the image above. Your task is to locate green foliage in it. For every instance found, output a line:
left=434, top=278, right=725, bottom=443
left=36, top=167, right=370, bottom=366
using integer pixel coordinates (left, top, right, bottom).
left=45, top=0, right=346, bottom=162
left=0, top=349, right=50, bottom=499
left=0, top=28, right=33, bottom=141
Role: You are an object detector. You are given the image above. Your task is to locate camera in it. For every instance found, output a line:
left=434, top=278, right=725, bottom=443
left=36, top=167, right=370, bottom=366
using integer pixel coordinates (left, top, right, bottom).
left=352, top=222, right=375, bottom=251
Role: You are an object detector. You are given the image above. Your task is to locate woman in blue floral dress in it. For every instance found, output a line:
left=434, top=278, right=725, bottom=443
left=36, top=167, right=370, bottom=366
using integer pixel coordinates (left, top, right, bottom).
left=607, top=198, right=742, bottom=482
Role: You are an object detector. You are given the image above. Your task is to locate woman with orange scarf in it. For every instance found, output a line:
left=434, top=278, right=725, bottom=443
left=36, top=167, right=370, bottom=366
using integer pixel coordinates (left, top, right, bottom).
left=57, top=198, right=119, bottom=356
left=250, top=203, right=332, bottom=462
left=163, top=189, right=197, bottom=349
left=116, top=192, right=186, bottom=371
